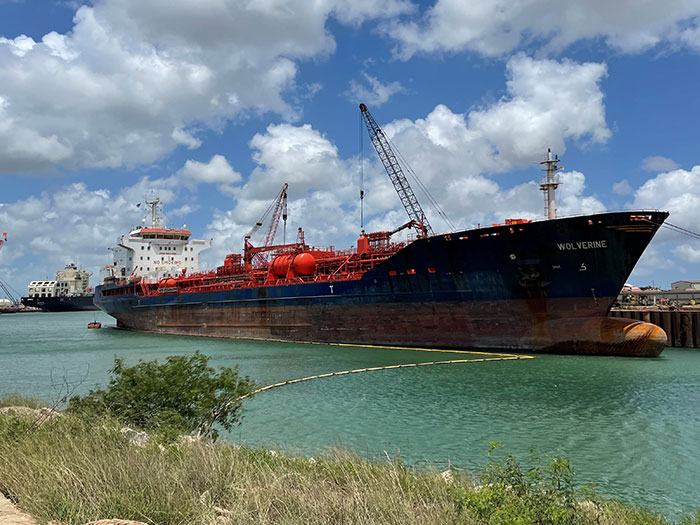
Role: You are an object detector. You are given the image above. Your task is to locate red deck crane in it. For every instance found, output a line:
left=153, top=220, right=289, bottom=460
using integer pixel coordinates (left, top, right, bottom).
left=360, top=104, right=434, bottom=236
left=243, top=183, right=288, bottom=268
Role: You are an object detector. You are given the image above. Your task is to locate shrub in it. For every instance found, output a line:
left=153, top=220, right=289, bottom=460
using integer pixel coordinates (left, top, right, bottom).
left=68, top=351, right=254, bottom=440
left=451, top=442, right=584, bottom=524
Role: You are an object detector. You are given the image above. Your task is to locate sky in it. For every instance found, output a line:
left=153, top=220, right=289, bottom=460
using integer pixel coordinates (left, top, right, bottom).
left=1, top=0, right=700, bottom=294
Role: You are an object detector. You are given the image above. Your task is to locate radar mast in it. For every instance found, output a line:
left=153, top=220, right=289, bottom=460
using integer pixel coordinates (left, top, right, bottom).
left=540, top=149, right=564, bottom=219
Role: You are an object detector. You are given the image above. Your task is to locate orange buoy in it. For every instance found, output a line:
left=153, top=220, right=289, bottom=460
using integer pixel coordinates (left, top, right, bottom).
left=88, top=321, right=101, bottom=329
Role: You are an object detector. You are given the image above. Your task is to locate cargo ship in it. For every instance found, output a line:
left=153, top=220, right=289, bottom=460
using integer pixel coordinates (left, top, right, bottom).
left=21, top=263, right=98, bottom=312
left=95, top=206, right=668, bottom=356
left=94, top=106, right=669, bottom=357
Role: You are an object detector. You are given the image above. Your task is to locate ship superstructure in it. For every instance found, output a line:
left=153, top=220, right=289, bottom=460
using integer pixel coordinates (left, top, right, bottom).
left=26, top=263, right=92, bottom=298
left=22, top=263, right=97, bottom=311
left=101, top=197, right=211, bottom=283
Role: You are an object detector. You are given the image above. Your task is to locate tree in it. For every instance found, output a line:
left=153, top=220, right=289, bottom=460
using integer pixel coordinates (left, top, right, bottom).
left=68, top=351, right=255, bottom=440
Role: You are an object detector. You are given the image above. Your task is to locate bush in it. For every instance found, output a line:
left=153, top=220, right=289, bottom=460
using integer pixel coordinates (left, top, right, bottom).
left=451, top=442, right=585, bottom=525
left=68, top=351, right=254, bottom=440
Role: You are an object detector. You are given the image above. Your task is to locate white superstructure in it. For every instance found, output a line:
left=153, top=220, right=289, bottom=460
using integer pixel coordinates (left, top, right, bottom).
left=102, top=197, right=211, bottom=283
left=27, top=263, right=92, bottom=298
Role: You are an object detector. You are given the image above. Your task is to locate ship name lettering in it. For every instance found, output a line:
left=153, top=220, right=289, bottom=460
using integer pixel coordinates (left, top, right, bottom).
left=556, top=240, right=607, bottom=251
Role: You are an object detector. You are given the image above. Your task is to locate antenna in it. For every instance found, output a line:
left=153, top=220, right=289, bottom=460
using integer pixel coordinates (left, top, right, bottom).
left=539, top=149, right=564, bottom=219
left=145, top=196, right=162, bottom=227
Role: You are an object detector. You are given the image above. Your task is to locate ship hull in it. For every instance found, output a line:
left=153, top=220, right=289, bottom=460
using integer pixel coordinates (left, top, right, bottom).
left=95, top=211, right=669, bottom=356
left=21, top=295, right=97, bottom=312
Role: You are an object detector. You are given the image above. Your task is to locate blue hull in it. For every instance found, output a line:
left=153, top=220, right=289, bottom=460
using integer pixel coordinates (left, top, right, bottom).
left=95, top=211, right=669, bottom=356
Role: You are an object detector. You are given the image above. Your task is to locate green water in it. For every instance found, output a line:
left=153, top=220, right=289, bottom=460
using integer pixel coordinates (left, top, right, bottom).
left=1, top=311, right=699, bottom=519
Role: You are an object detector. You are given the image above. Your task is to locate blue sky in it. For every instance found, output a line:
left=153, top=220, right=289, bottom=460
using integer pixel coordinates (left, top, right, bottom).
left=1, top=0, right=700, bottom=293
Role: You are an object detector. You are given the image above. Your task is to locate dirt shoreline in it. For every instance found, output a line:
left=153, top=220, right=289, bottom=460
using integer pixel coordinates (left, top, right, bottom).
left=0, top=493, right=36, bottom=525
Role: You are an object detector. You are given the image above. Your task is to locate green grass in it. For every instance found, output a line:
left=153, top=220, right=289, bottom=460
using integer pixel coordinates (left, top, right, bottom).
left=0, top=393, right=49, bottom=409
left=0, top=406, right=696, bottom=524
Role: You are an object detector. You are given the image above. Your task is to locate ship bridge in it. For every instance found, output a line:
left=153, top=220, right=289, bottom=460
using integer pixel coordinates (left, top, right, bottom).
left=106, top=197, right=210, bottom=283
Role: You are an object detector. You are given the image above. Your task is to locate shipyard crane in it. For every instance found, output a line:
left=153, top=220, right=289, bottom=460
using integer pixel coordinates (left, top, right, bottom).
left=244, top=183, right=288, bottom=267
left=360, top=104, right=435, bottom=236
left=0, top=278, right=20, bottom=305
left=0, top=233, right=21, bottom=305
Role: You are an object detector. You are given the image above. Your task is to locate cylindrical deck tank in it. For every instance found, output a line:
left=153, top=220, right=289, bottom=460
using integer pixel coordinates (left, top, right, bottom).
left=293, top=253, right=316, bottom=276
left=271, top=255, right=294, bottom=278
left=271, top=253, right=316, bottom=278
left=158, top=278, right=177, bottom=289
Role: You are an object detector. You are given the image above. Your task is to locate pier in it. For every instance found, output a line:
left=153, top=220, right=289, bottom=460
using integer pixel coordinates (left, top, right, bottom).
left=610, top=308, right=700, bottom=348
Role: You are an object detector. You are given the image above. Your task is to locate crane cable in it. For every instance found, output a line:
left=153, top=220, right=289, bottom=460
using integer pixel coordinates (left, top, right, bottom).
left=359, top=109, right=365, bottom=232
left=245, top=186, right=286, bottom=241
left=384, top=134, right=457, bottom=232
left=644, top=218, right=700, bottom=241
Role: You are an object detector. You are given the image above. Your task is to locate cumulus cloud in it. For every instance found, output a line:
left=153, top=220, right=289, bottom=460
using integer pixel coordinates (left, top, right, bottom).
left=386, top=0, right=700, bottom=59
left=2, top=53, right=611, bottom=291
left=613, top=179, right=633, bottom=195
left=467, top=54, right=609, bottom=165
left=629, top=243, right=679, bottom=281
left=178, top=154, right=242, bottom=195
left=625, top=165, right=700, bottom=283
left=202, top=54, right=609, bottom=261
left=0, top=0, right=412, bottom=173
left=0, top=176, right=184, bottom=290
left=345, top=73, right=405, bottom=107
left=632, top=166, right=700, bottom=233
left=202, top=122, right=361, bottom=263
left=674, top=245, right=700, bottom=264
left=642, top=155, right=678, bottom=172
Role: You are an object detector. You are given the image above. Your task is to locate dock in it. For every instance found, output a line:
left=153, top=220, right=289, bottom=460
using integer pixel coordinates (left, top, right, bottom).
left=610, top=308, right=700, bottom=348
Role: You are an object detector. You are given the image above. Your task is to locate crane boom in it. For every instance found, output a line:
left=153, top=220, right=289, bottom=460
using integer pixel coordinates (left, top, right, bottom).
left=359, top=104, right=433, bottom=236
left=263, top=183, right=288, bottom=248
left=244, top=183, right=288, bottom=268
left=0, top=233, right=20, bottom=305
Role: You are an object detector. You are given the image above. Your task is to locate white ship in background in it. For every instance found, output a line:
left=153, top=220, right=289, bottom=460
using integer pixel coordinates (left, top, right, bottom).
left=101, top=197, right=210, bottom=283
left=22, top=263, right=97, bottom=311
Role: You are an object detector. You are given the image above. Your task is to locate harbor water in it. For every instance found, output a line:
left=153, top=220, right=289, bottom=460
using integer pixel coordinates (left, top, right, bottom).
left=1, top=310, right=699, bottom=519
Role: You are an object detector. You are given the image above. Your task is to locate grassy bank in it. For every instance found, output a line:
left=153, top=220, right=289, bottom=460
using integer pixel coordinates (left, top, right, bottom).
left=0, top=406, right=690, bottom=524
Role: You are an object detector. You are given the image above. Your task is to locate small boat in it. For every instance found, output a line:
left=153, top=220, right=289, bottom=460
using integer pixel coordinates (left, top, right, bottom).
left=87, top=321, right=101, bottom=329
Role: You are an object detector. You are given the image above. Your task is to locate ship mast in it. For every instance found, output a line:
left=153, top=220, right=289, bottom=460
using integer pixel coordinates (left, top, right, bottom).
left=539, top=149, right=564, bottom=219
left=145, top=197, right=163, bottom=228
